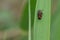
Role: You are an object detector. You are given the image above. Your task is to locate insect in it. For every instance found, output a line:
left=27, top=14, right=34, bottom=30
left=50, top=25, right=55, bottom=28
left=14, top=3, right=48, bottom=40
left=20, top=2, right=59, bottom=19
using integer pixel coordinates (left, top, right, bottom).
left=38, top=10, right=43, bottom=20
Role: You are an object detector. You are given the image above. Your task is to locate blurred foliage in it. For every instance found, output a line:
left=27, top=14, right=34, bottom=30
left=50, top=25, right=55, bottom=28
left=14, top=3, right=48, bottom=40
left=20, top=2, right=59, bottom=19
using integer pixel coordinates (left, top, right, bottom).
left=30, top=0, right=37, bottom=40
left=51, top=0, right=60, bottom=40
left=20, top=0, right=37, bottom=30
left=30, top=0, right=36, bottom=27
left=20, top=3, right=28, bottom=31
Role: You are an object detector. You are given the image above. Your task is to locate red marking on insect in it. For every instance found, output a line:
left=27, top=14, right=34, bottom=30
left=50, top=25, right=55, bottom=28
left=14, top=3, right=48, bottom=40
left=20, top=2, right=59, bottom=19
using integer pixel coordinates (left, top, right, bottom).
left=38, top=10, right=43, bottom=20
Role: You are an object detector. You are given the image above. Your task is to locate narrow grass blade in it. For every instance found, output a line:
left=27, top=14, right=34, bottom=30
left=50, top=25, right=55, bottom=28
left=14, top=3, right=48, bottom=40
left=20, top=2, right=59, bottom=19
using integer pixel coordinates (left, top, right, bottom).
left=33, top=0, right=51, bottom=40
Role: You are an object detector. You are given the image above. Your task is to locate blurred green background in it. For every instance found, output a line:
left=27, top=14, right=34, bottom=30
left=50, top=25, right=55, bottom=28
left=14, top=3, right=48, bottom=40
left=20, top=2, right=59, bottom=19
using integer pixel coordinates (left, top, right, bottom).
left=30, top=0, right=36, bottom=27
left=30, top=0, right=36, bottom=40
left=20, top=2, right=28, bottom=31
left=51, top=0, right=60, bottom=40
left=20, top=0, right=37, bottom=32
left=20, top=2, right=28, bottom=40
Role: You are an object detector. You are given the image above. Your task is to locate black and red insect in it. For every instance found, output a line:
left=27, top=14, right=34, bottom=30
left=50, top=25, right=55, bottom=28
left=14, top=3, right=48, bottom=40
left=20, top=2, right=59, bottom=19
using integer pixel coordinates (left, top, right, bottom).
left=38, top=10, right=43, bottom=20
